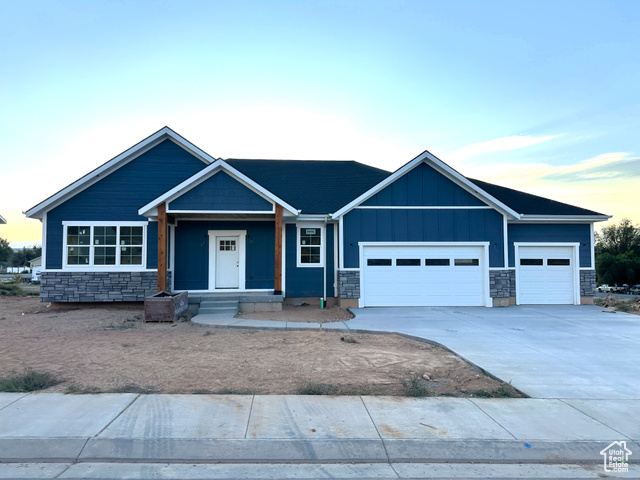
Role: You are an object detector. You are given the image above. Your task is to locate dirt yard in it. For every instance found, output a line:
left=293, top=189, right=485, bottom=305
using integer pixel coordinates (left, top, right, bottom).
left=0, top=297, right=519, bottom=396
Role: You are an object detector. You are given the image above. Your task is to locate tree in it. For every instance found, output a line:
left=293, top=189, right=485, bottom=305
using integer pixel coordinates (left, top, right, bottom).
left=595, top=219, right=640, bottom=285
left=0, top=237, right=12, bottom=263
left=596, top=252, right=640, bottom=286
left=595, top=218, right=640, bottom=257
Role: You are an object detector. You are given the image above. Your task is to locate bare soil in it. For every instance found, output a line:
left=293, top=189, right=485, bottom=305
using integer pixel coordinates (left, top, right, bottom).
left=596, top=294, right=640, bottom=316
left=236, top=304, right=353, bottom=323
left=0, top=297, right=519, bottom=396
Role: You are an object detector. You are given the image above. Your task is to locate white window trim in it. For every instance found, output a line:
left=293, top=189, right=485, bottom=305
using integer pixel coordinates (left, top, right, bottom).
left=296, top=223, right=325, bottom=268
left=62, top=221, right=147, bottom=270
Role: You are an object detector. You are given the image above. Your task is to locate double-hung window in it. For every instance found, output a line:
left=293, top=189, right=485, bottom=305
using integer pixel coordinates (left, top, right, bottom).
left=64, top=222, right=146, bottom=268
left=297, top=225, right=324, bottom=267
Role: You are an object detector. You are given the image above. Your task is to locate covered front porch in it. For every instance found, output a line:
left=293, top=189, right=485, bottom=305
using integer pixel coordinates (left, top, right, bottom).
left=154, top=206, right=286, bottom=295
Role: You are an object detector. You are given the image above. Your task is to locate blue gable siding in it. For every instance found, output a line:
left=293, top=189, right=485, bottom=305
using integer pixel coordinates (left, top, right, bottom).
left=345, top=161, right=504, bottom=267
left=285, top=224, right=335, bottom=298
left=46, top=140, right=207, bottom=269
left=362, top=163, right=486, bottom=207
left=508, top=223, right=592, bottom=268
left=174, top=221, right=275, bottom=291
left=168, top=171, right=273, bottom=212
left=343, top=209, right=504, bottom=268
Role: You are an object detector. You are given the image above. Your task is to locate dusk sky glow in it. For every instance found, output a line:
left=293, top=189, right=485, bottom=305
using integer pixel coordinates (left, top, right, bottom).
left=1, top=0, right=638, bottom=246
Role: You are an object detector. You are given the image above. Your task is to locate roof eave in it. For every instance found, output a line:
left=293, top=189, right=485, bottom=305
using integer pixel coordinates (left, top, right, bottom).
left=513, top=214, right=612, bottom=223
left=25, top=127, right=213, bottom=219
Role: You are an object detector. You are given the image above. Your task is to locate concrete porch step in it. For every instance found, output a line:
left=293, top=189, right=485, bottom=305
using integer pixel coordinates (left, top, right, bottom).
left=199, top=306, right=239, bottom=315
left=200, top=301, right=239, bottom=309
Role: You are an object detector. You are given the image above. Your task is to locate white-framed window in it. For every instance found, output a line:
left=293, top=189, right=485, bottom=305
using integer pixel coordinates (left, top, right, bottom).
left=63, top=221, right=146, bottom=269
left=297, top=224, right=325, bottom=267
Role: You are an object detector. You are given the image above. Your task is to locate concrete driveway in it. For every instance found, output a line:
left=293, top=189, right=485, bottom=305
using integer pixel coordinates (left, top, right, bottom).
left=347, top=305, right=640, bottom=400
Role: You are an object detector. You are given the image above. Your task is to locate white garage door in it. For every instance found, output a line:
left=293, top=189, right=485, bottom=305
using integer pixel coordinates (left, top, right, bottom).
left=516, top=245, right=577, bottom=305
left=361, top=245, right=487, bottom=307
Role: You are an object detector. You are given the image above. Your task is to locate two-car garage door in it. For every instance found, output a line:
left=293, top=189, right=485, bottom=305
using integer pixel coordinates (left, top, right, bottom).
left=361, top=245, right=488, bottom=307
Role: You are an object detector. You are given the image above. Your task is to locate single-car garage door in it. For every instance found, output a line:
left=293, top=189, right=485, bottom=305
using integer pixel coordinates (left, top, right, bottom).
left=361, top=244, right=488, bottom=307
left=516, top=245, right=578, bottom=305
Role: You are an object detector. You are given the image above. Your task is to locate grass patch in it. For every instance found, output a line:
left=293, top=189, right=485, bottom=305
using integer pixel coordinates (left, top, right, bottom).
left=470, top=384, right=519, bottom=398
left=0, top=284, right=38, bottom=296
left=0, top=369, right=61, bottom=392
left=111, top=383, right=157, bottom=394
left=401, top=374, right=432, bottom=397
left=65, top=384, right=101, bottom=394
left=295, top=381, right=385, bottom=396
left=340, top=336, right=358, bottom=344
left=212, top=388, right=257, bottom=395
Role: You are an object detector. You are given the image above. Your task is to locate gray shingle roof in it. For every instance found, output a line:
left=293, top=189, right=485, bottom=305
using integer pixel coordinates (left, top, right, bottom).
left=468, top=178, right=605, bottom=216
left=225, top=159, right=391, bottom=214
left=225, top=158, right=604, bottom=217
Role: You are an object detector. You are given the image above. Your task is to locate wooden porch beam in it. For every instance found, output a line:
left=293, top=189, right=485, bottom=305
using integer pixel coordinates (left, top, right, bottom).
left=157, top=202, right=168, bottom=292
left=274, top=204, right=283, bottom=295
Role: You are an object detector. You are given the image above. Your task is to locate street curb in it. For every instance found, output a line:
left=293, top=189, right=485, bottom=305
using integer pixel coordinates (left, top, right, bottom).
left=0, top=438, right=88, bottom=462
left=3, top=438, right=637, bottom=463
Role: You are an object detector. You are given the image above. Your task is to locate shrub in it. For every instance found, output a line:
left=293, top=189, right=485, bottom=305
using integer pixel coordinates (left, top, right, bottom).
left=0, top=369, right=61, bottom=392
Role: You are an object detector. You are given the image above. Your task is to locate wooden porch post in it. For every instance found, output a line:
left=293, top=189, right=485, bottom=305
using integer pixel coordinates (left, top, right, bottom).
left=157, top=202, right=167, bottom=292
left=274, top=204, right=283, bottom=295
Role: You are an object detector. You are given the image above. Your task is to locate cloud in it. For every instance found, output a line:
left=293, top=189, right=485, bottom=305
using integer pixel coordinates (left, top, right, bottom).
left=460, top=151, right=640, bottom=225
left=447, top=134, right=558, bottom=162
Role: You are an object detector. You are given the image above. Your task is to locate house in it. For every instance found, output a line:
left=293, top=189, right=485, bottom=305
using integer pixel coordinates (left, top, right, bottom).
left=29, top=256, right=42, bottom=269
left=25, top=127, right=609, bottom=307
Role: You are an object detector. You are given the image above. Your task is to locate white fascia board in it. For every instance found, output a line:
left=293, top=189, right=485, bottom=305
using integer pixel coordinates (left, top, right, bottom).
left=138, top=160, right=299, bottom=217
left=25, top=126, right=213, bottom=220
left=331, top=150, right=521, bottom=220
left=0, top=214, right=6, bottom=224
left=514, top=214, right=612, bottom=223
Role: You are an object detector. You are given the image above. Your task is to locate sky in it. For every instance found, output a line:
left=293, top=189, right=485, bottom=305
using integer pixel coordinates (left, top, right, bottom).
left=1, top=0, right=638, bottom=247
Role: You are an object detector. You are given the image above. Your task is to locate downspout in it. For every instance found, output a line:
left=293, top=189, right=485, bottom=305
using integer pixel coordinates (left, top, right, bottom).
left=323, top=216, right=327, bottom=307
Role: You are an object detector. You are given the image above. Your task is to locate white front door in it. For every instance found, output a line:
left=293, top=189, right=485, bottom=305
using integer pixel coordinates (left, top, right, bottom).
left=215, top=236, right=239, bottom=288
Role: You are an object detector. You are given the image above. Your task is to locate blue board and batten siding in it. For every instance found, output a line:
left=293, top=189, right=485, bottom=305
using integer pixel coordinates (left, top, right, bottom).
left=362, top=163, right=486, bottom=207
left=343, top=163, right=505, bottom=268
left=169, top=171, right=273, bottom=211
left=45, top=140, right=206, bottom=269
left=508, top=224, right=592, bottom=268
left=174, top=221, right=275, bottom=291
left=285, top=224, right=335, bottom=298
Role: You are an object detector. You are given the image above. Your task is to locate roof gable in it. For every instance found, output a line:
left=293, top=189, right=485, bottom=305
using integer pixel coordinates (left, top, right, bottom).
left=168, top=171, right=273, bottom=212
left=25, top=127, right=213, bottom=219
left=138, top=160, right=299, bottom=217
left=332, top=151, right=520, bottom=219
left=362, top=162, right=487, bottom=207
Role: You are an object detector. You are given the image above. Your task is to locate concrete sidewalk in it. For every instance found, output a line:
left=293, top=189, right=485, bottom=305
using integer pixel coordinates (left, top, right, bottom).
left=1, top=393, right=638, bottom=465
